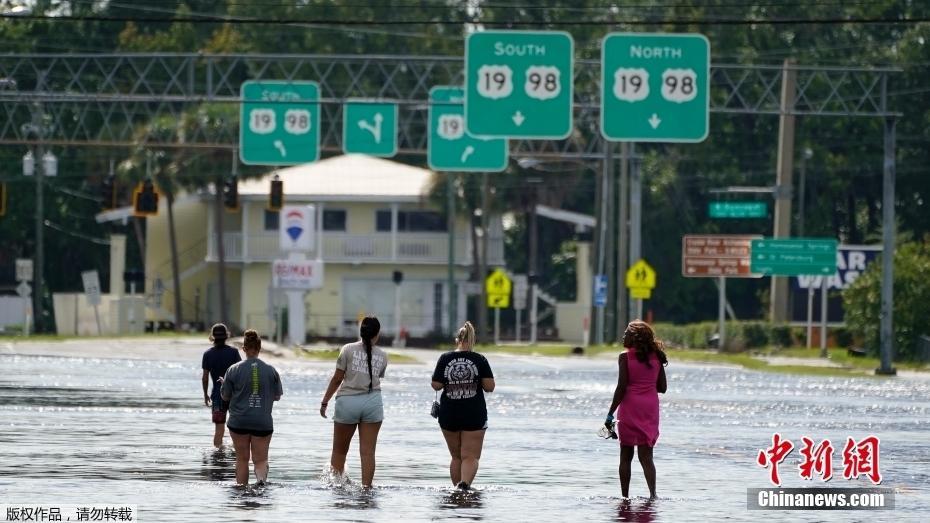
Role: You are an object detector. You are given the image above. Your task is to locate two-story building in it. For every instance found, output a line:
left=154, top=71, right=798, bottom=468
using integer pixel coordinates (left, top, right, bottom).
left=145, top=154, right=504, bottom=339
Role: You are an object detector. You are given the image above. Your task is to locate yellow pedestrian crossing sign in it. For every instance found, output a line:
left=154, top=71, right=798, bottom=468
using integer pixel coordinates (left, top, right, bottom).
left=488, top=293, right=510, bottom=309
left=626, top=259, right=656, bottom=300
left=486, top=268, right=512, bottom=308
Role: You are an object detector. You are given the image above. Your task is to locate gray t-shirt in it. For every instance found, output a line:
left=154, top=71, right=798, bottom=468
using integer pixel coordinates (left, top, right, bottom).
left=221, top=357, right=283, bottom=431
left=336, top=341, right=387, bottom=397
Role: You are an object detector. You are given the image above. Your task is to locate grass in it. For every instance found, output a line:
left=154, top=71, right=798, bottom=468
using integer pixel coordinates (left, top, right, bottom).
left=761, top=346, right=930, bottom=371
left=297, top=348, right=419, bottom=364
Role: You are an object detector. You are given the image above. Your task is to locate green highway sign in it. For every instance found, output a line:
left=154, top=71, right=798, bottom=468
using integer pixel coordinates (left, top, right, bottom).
left=465, top=30, right=574, bottom=139
left=428, top=86, right=508, bottom=172
left=342, top=100, right=398, bottom=157
left=240, top=80, right=320, bottom=165
left=750, top=238, right=838, bottom=276
left=601, top=33, right=710, bottom=142
left=709, top=201, right=767, bottom=219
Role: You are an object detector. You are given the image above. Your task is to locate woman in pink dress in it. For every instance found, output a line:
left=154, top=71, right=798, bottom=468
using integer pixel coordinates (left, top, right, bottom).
left=605, top=320, right=668, bottom=498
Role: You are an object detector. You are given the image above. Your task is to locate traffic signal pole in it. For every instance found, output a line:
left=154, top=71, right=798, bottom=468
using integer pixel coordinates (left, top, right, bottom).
left=31, top=106, right=45, bottom=333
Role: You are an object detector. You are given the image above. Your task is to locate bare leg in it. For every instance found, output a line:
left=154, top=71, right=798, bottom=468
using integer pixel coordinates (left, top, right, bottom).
left=330, top=422, right=357, bottom=475
left=440, top=429, right=463, bottom=485
left=229, top=431, right=251, bottom=486
left=459, top=429, right=486, bottom=487
left=637, top=445, right=657, bottom=498
left=619, top=445, right=634, bottom=498
left=250, top=434, right=272, bottom=483
left=213, top=423, right=225, bottom=448
left=357, top=422, right=382, bottom=487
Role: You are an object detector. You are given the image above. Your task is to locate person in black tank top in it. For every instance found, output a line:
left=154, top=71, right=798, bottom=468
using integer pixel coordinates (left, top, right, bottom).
left=431, top=321, right=495, bottom=490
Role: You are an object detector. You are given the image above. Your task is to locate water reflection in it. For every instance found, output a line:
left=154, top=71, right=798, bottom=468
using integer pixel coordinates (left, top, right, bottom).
left=615, top=498, right=656, bottom=523
left=201, top=447, right=235, bottom=483
left=330, top=486, right=379, bottom=510
left=438, top=488, right=483, bottom=519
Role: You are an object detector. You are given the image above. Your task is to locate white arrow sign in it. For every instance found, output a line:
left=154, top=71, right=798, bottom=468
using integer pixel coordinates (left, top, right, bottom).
left=648, top=113, right=662, bottom=129
left=512, top=111, right=526, bottom=126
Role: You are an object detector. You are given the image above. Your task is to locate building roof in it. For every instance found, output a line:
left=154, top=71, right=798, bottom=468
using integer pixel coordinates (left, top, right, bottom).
left=238, top=154, right=436, bottom=202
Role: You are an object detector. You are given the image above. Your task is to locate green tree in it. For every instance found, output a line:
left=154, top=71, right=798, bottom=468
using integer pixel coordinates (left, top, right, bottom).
left=843, top=239, right=930, bottom=360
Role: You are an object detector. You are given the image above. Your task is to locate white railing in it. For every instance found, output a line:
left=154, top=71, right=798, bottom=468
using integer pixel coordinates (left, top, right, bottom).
left=207, top=232, right=503, bottom=266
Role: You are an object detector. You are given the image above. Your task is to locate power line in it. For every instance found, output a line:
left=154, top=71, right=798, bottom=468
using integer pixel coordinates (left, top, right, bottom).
left=6, top=13, right=930, bottom=27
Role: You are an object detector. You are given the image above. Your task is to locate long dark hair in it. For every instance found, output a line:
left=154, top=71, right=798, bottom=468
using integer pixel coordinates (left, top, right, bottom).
left=623, top=320, right=668, bottom=367
left=360, top=316, right=381, bottom=392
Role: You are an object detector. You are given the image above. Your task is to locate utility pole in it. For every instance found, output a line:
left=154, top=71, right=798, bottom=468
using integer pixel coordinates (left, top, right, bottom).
left=477, top=172, right=489, bottom=341
left=771, top=59, right=797, bottom=323
left=604, top=143, right=616, bottom=343
left=629, top=143, right=643, bottom=321
left=214, top=174, right=229, bottom=324
left=28, top=104, right=46, bottom=333
left=447, top=173, right=457, bottom=333
left=616, top=142, right=630, bottom=335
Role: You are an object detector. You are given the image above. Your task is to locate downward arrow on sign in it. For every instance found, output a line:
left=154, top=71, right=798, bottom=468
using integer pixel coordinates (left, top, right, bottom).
left=648, top=113, right=662, bottom=129
left=512, top=111, right=526, bottom=126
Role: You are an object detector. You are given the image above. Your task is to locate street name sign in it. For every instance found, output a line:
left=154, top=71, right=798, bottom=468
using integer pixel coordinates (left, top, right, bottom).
left=240, top=80, right=320, bottom=165
left=465, top=30, right=574, bottom=139
left=682, top=235, right=761, bottom=278
left=343, top=100, right=398, bottom=157
left=709, top=201, right=767, bottom=219
left=601, top=33, right=710, bottom=142
left=750, top=238, right=839, bottom=276
left=428, top=86, right=508, bottom=172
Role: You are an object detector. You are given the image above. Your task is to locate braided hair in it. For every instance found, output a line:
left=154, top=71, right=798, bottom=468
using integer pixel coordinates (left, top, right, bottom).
left=359, top=316, right=381, bottom=392
left=622, top=320, right=668, bottom=367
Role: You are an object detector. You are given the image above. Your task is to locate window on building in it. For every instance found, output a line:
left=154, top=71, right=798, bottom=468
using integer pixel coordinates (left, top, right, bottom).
left=264, top=209, right=279, bottom=231
left=322, top=209, right=347, bottom=231
left=375, top=209, right=446, bottom=232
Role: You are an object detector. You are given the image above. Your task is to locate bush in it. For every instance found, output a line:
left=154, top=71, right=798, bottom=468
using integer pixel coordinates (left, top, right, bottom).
left=843, top=240, right=930, bottom=361
left=653, top=321, right=795, bottom=351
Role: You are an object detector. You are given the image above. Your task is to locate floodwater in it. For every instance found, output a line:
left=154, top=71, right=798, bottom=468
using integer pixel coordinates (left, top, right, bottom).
left=1, top=351, right=928, bottom=522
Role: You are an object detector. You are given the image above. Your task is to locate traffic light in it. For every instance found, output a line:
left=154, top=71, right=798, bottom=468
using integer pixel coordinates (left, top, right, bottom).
left=269, top=177, right=283, bottom=211
left=133, top=179, right=159, bottom=216
left=100, top=175, right=116, bottom=211
left=223, top=176, right=239, bottom=211
left=0, top=182, right=6, bottom=217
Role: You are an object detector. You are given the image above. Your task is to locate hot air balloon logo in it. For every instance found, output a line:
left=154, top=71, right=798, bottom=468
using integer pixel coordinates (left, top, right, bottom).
left=285, top=209, right=304, bottom=242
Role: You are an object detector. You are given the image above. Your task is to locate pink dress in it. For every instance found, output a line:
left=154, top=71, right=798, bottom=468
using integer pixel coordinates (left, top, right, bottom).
left=615, top=348, right=661, bottom=447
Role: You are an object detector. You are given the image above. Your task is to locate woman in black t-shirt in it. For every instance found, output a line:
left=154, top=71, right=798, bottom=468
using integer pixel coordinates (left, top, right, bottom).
left=431, top=321, right=495, bottom=490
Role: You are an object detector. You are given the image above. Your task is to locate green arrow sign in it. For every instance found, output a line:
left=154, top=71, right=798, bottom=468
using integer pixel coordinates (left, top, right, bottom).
left=465, top=30, right=574, bottom=139
left=750, top=238, right=838, bottom=276
left=709, top=201, right=767, bottom=218
left=240, top=80, right=320, bottom=165
left=342, top=100, right=398, bottom=157
left=428, top=86, right=508, bottom=172
left=601, top=33, right=710, bottom=142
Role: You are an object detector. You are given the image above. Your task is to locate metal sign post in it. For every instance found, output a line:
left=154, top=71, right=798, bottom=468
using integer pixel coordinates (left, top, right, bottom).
left=81, top=270, right=102, bottom=335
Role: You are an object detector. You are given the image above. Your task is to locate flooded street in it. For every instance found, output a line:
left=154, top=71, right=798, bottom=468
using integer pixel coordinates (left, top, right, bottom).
left=1, top=349, right=928, bottom=522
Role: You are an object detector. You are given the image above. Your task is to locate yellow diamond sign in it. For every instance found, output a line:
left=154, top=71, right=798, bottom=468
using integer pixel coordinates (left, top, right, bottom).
left=626, top=259, right=657, bottom=296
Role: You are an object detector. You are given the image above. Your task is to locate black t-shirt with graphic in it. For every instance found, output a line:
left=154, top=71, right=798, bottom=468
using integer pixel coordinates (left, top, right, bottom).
left=431, top=350, right=494, bottom=424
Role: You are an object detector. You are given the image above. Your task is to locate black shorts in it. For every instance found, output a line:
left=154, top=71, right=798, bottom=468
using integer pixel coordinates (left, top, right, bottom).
left=227, top=426, right=274, bottom=437
left=438, top=415, right=488, bottom=432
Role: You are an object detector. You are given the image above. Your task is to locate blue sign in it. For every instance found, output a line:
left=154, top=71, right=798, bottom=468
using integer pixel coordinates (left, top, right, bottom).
left=594, top=274, right=608, bottom=308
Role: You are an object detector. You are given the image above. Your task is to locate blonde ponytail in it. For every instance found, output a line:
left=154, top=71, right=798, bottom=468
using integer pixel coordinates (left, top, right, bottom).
left=455, top=321, right=476, bottom=350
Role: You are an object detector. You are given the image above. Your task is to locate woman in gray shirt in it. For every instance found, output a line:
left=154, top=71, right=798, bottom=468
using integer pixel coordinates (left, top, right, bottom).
left=221, top=330, right=283, bottom=486
left=320, top=316, right=388, bottom=488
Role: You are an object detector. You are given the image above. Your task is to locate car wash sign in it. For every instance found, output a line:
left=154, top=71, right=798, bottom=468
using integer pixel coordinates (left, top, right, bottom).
left=791, top=245, right=881, bottom=291
left=279, top=205, right=315, bottom=251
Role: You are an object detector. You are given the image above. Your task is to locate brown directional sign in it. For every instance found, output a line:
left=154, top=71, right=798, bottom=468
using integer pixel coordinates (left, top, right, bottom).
left=682, top=234, right=762, bottom=278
